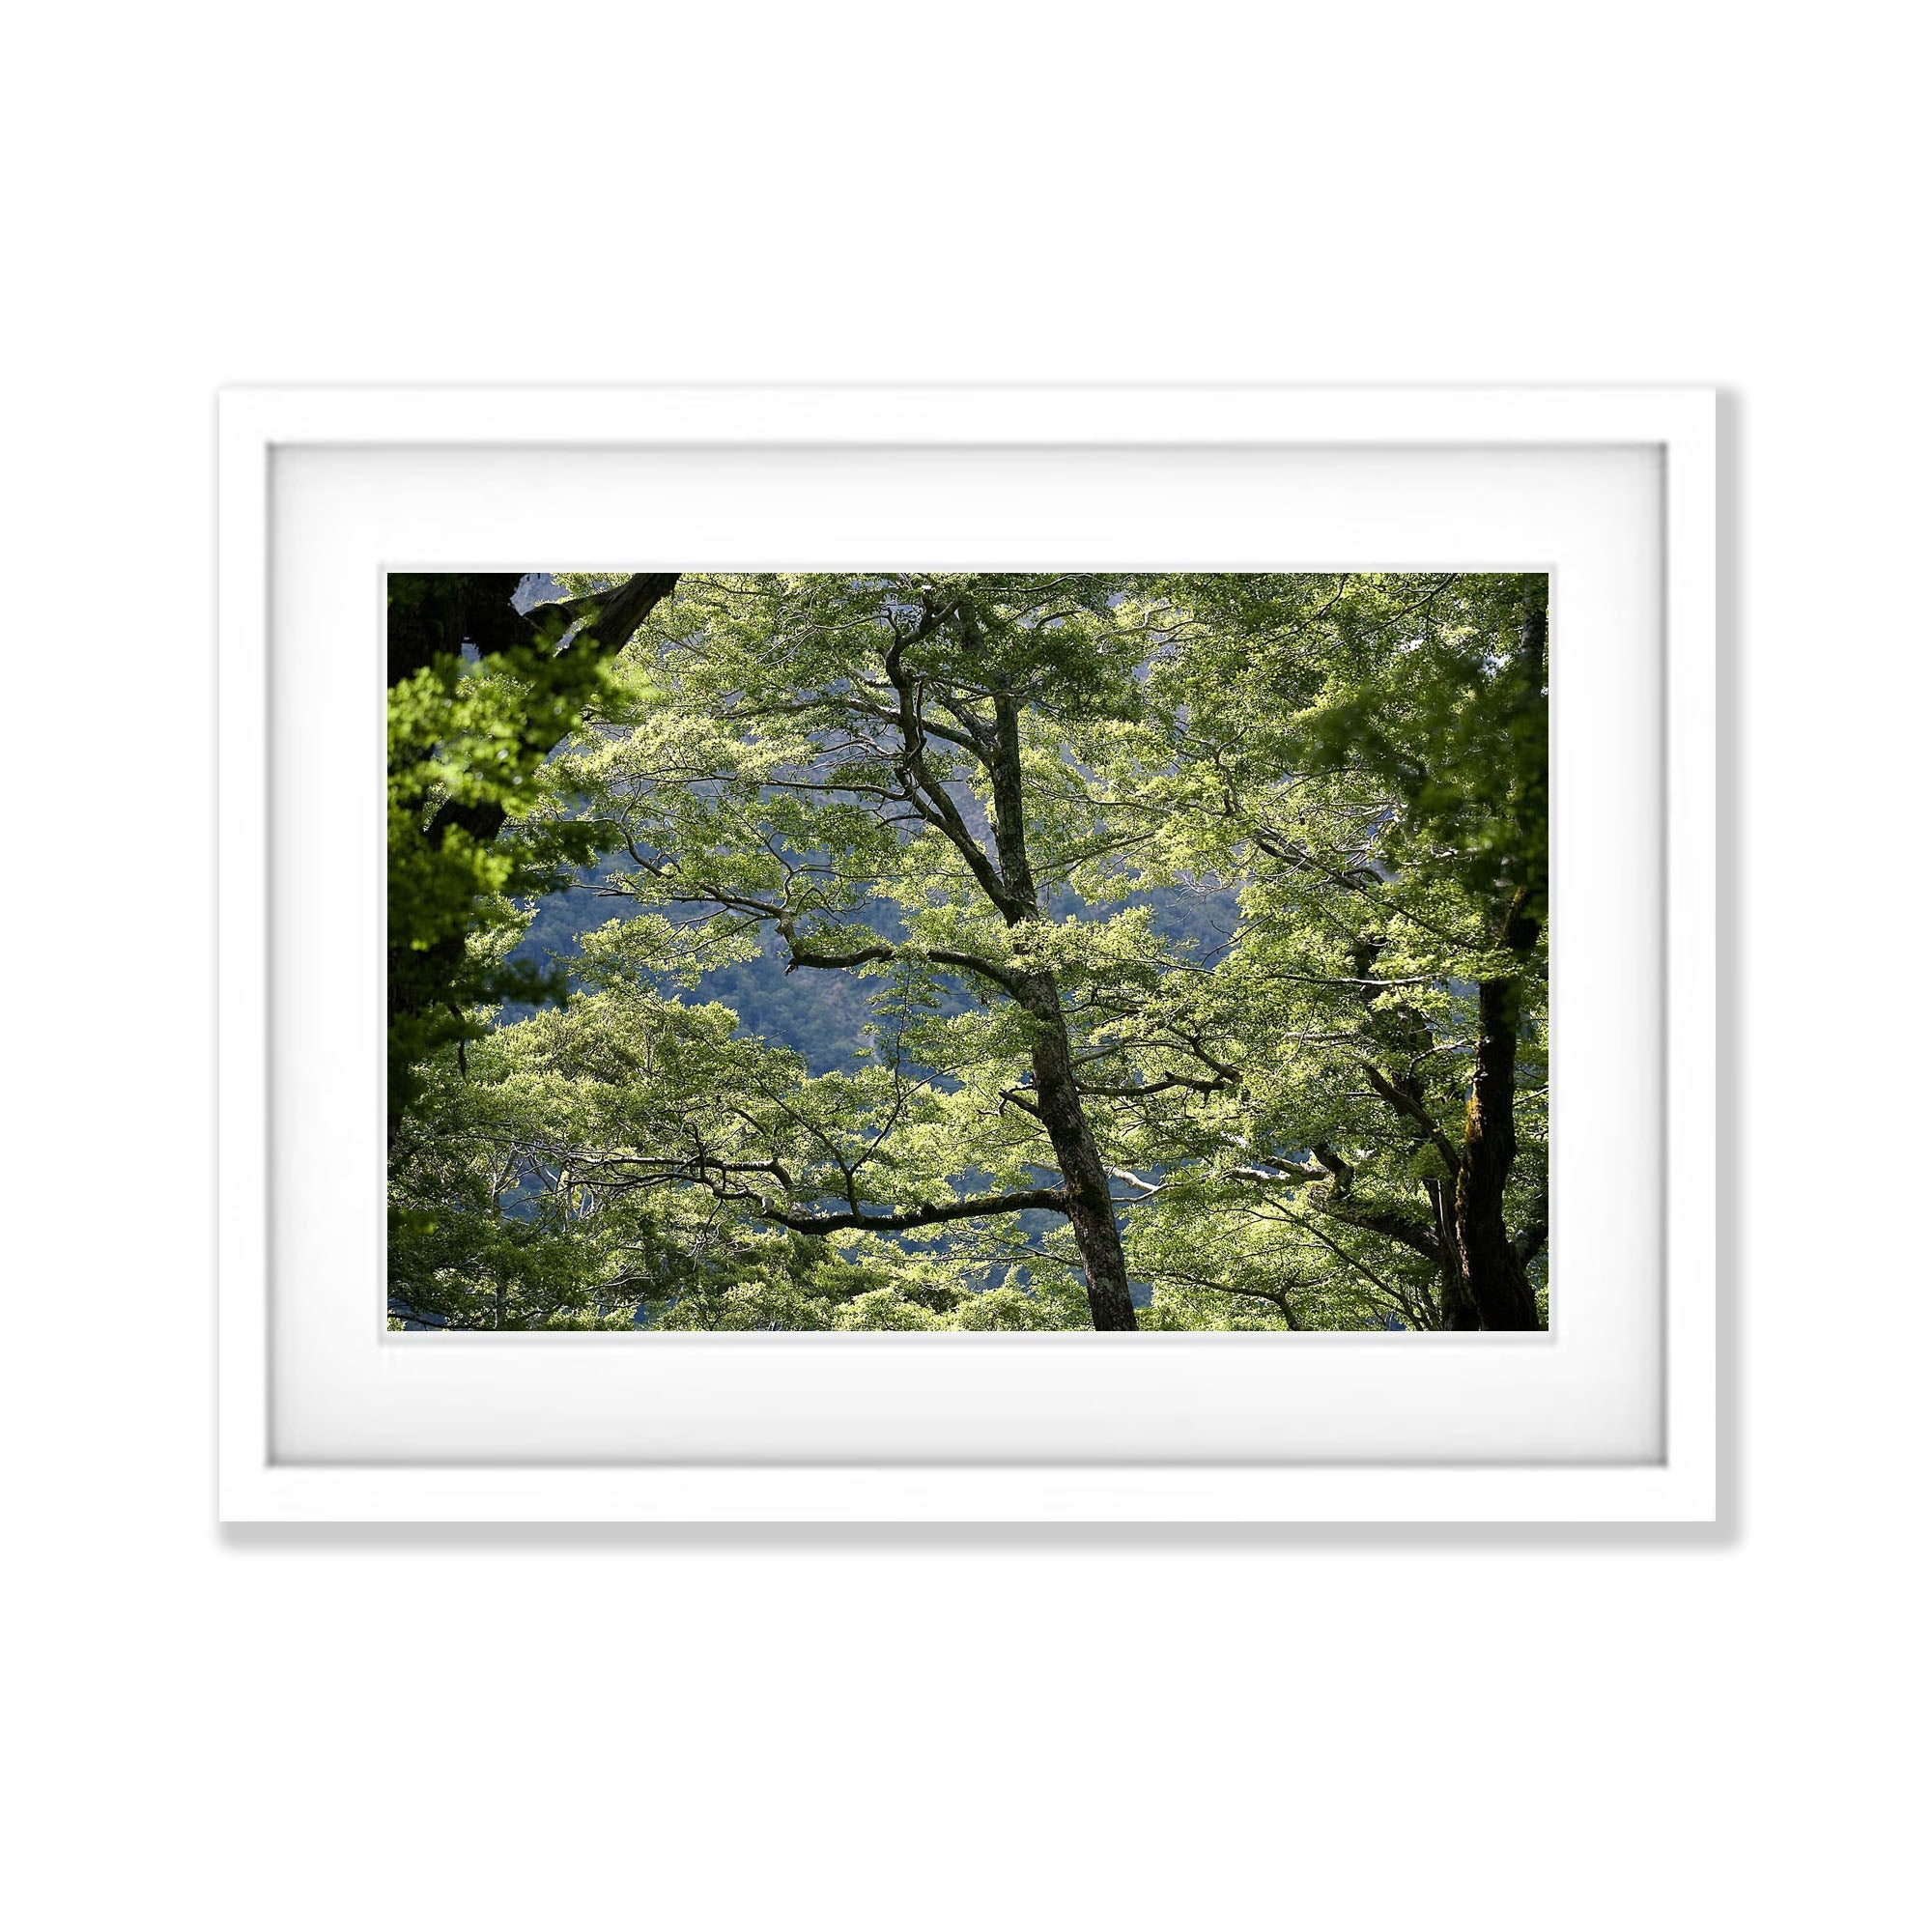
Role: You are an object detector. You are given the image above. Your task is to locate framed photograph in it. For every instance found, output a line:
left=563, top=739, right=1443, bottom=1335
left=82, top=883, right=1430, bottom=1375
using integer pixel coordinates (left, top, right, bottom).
left=218, top=385, right=1716, bottom=1521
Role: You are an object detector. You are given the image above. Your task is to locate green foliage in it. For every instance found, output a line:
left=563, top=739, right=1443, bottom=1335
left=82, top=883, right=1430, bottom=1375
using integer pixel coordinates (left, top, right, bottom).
left=388, top=572, right=1548, bottom=1331
left=386, top=578, right=616, bottom=1128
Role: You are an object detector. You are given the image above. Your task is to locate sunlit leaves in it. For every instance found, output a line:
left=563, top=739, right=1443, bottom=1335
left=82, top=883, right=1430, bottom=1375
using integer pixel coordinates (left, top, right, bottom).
left=389, top=571, right=1548, bottom=1330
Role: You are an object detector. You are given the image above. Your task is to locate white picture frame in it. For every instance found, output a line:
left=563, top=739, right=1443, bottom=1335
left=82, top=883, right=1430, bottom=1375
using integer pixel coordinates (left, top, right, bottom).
left=218, top=384, right=1716, bottom=1522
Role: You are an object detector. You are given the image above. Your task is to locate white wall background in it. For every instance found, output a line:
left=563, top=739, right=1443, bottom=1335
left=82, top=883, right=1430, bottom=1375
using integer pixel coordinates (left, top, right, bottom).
left=5, top=5, right=1924, bottom=1927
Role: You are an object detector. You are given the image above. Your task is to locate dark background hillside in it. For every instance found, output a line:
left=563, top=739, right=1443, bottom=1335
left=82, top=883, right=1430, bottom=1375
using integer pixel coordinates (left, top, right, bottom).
left=505, top=854, right=1238, bottom=1074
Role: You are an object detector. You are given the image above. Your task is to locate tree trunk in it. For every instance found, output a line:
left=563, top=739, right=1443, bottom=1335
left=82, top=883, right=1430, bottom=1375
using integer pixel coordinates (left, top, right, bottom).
left=1453, top=894, right=1543, bottom=1331
left=1016, top=969, right=1140, bottom=1330
left=978, top=657, right=1138, bottom=1329
left=1450, top=585, right=1548, bottom=1331
left=1426, top=1177, right=1481, bottom=1330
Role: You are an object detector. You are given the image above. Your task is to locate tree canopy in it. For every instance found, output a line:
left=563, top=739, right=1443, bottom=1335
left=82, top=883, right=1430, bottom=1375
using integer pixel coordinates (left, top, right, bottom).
left=387, top=570, right=1549, bottom=1333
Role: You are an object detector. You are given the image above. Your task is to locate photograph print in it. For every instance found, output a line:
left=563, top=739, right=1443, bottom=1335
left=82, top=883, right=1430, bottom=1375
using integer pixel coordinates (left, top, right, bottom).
left=387, top=570, right=1548, bottom=1334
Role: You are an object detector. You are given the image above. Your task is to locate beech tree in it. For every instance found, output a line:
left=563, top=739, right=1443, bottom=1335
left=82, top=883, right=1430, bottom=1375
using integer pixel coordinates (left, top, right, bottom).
left=1090, top=572, right=1548, bottom=1331
left=386, top=570, right=1548, bottom=1332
